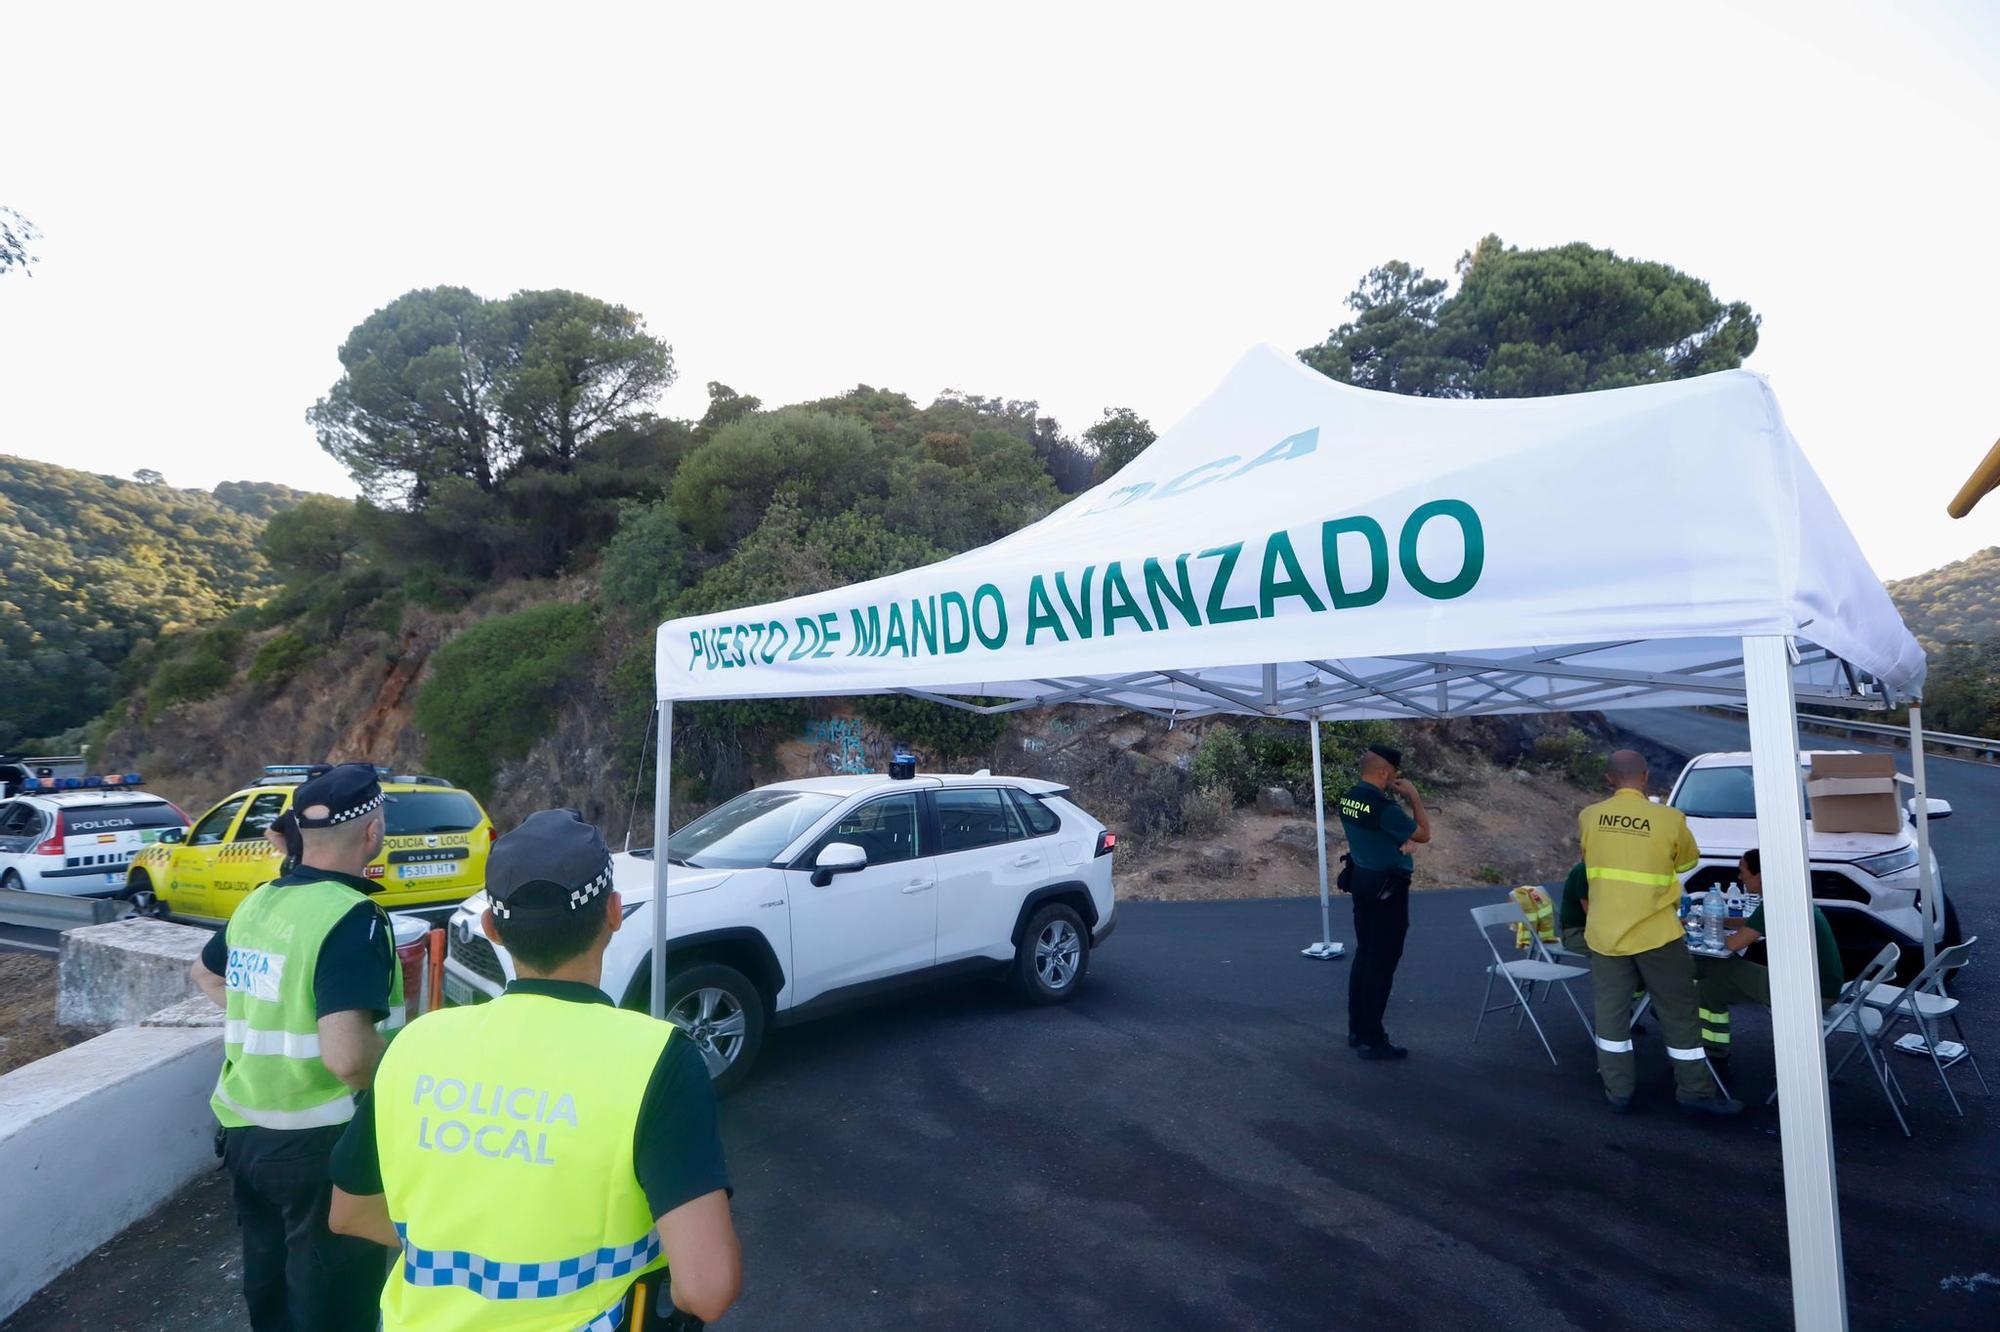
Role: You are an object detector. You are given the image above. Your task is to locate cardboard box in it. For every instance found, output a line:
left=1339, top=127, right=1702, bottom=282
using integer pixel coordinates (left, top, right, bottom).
left=1807, top=753, right=1902, bottom=835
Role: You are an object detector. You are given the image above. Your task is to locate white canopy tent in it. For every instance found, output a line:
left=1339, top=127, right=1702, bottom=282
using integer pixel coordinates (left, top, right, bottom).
left=652, top=345, right=1929, bottom=1331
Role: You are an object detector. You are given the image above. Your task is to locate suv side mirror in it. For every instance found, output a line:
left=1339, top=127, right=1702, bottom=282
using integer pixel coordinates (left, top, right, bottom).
left=811, top=841, right=867, bottom=888
left=159, top=828, right=184, bottom=844
left=1907, top=797, right=1952, bottom=823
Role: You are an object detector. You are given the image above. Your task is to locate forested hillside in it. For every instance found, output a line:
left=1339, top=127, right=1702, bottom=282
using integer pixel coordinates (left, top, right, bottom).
left=1887, top=546, right=2000, bottom=736
left=0, top=458, right=298, bottom=749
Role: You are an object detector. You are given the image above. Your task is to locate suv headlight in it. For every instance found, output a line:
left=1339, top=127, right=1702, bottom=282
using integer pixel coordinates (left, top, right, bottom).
left=1854, top=846, right=1919, bottom=878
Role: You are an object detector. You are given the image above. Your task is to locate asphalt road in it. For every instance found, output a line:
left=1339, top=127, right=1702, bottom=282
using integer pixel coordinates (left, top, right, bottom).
left=7, top=710, right=1996, bottom=1330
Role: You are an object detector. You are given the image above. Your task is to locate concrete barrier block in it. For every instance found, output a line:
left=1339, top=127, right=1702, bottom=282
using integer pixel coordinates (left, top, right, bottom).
left=56, top=918, right=210, bottom=1031
left=0, top=1023, right=221, bottom=1321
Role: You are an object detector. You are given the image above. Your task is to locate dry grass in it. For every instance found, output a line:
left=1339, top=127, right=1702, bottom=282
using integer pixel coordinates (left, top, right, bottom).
left=0, top=952, right=91, bottom=1077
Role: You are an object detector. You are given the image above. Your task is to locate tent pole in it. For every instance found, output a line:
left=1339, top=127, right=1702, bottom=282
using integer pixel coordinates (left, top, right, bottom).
left=1312, top=719, right=1331, bottom=945
left=650, top=700, right=674, bottom=1020
left=1908, top=702, right=1937, bottom=968
left=1744, top=634, right=1847, bottom=1332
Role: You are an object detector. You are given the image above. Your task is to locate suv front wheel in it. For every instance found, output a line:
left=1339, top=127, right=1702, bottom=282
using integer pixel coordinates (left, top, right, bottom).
left=652, top=963, right=766, bottom=1096
left=1014, top=901, right=1090, bottom=1004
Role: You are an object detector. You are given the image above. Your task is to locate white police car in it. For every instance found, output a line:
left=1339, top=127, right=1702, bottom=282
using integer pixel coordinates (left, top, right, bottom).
left=441, top=771, right=1118, bottom=1092
left=0, top=773, right=189, bottom=897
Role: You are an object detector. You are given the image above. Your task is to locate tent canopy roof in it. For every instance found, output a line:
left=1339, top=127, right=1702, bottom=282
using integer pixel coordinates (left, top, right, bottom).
left=656, top=345, right=1923, bottom=720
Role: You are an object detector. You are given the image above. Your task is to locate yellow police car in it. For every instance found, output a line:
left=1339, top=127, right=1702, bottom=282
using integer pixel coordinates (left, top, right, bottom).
left=128, top=766, right=495, bottom=923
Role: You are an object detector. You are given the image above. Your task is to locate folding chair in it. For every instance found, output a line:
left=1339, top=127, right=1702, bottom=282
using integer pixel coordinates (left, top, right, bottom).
left=1777, top=943, right=1910, bottom=1136
left=1472, top=903, right=1591, bottom=1064
left=1862, top=936, right=1987, bottom=1115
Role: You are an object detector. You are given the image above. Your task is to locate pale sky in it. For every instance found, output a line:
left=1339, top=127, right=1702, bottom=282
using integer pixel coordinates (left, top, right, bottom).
left=3, top=0, right=1996, bottom=581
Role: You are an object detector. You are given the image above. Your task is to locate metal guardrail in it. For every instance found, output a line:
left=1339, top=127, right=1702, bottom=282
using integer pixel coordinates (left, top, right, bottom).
left=1716, top=705, right=2000, bottom=761
left=0, top=889, right=134, bottom=931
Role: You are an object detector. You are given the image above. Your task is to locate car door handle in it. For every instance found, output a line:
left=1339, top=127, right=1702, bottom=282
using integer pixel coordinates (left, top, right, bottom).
left=901, top=880, right=933, bottom=894
left=1011, top=853, right=1038, bottom=867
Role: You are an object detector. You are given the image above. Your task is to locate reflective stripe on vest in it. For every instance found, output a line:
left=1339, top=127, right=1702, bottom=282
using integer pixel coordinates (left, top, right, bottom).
left=224, top=1019, right=321, bottom=1058
left=213, top=1084, right=358, bottom=1131
left=395, top=1221, right=660, bottom=1298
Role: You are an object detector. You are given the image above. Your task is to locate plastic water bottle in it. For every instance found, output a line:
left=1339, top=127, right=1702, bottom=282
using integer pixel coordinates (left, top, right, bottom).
left=1725, top=882, right=1744, bottom=919
left=1703, top=890, right=1727, bottom=949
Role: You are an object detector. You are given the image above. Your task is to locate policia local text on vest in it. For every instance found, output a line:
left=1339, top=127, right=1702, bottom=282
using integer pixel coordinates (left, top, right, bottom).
left=191, top=762, right=404, bottom=1332
left=329, top=808, right=741, bottom=1331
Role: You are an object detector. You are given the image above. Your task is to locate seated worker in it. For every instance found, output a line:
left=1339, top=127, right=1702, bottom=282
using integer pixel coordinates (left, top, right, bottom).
left=1557, top=861, right=1589, bottom=959
left=1696, top=848, right=1846, bottom=1061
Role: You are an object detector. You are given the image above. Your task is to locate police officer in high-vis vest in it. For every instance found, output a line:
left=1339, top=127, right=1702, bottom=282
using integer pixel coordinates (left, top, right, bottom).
left=328, top=809, right=740, bottom=1331
left=190, top=762, right=403, bottom=1332
left=1578, top=750, right=1740, bottom=1117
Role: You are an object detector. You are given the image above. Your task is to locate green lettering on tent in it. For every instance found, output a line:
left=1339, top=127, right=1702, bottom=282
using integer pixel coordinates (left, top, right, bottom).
left=816, top=612, right=840, bottom=658
left=1322, top=515, right=1389, bottom=609
left=1259, top=530, right=1326, bottom=616
left=972, top=584, right=1007, bottom=649
left=910, top=596, right=939, bottom=656
left=1399, top=499, right=1484, bottom=601
left=1226, top=427, right=1318, bottom=480
left=1199, top=543, right=1258, bottom=624
left=1025, top=575, right=1068, bottom=646
left=1143, top=554, right=1200, bottom=629
left=849, top=606, right=882, bottom=657
left=883, top=602, right=909, bottom=657
left=940, top=593, right=971, bottom=654
left=1054, top=566, right=1096, bottom=640
left=1101, top=561, right=1152, bottom=634
left=790, top=617, right=817, bottom=661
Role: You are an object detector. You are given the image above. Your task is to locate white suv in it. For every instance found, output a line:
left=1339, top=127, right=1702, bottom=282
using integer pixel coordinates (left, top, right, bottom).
left=0, top=786, right=189, bottom=897
left=1667, top=750, right=1955, bottom=981
left=441, top=773, right=1116, bottom=1090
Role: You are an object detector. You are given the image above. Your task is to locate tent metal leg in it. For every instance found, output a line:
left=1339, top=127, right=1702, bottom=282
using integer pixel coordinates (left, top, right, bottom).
left=1745, top=634, right=1848, bottom=1332
left=1909, top=703, right=1938, bottom=968
left=650, top=700, right=675, bottom=1020
left=1302, top=718, right=1344, bottom=960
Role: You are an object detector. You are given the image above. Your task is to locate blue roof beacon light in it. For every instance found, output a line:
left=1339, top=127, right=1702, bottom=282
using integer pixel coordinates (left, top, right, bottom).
left=889, top=750, right=917, bottom=781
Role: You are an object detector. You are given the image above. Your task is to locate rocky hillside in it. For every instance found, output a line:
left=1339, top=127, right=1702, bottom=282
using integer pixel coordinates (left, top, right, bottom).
left=1888, top=545, right=2000, bottom=651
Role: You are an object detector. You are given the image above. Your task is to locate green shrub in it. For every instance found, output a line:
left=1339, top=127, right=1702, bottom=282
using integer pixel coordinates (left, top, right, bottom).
left=856, top=695, right=1006, bottom=759
left=148, top=623, right=247, bottom=713
left=1190, top=726, right=1254, bottom=804
left=1530, top=727, right=1605, bottom=787
left=599, top=498, right=689, bottom=627
left=1179, top=786, right=1233, bottom=838
left=415, top=603, right=597, bottom=798
left=247, top=632, right=320, bottom=688
left=1475, top=863, right=1506, bottom=885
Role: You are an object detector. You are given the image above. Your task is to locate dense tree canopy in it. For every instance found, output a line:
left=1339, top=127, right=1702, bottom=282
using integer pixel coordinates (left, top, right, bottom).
left=1084, top=407, right=1156, bottom=482
left=1300, top=235, right=1760, bottom=398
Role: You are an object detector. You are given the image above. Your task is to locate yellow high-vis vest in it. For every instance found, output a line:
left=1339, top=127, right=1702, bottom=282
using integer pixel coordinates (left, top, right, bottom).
left=372, top=992, right=673, bottom=1331
left=1579, top=788, right=1701, bottom=957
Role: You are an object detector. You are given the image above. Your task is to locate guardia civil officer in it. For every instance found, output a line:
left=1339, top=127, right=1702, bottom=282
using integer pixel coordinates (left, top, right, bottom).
left=328, top=809, right=740, bottom=1331
left=1579, top=750, right=1740, bottom=1116
left=1336, top=742, right=1431, bottom=1059
left=190, top=761, right=402, bottom=1332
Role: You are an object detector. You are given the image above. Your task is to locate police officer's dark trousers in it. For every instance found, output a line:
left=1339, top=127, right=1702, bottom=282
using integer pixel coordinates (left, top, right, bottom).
left=223, top=1125, right=388, bottom=1332
left=1347, top=869, right=1412, bottom=1045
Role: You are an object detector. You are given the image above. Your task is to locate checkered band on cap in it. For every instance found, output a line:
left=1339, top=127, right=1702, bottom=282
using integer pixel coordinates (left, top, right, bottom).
left=323, top=792, right=384, bottom=825
left=394, top=1221, right=655, bottom=1313
left=489, top=857, right=613, bottom=919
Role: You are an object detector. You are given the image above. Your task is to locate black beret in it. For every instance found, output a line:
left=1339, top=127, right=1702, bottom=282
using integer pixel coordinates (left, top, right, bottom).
left=292, top=762, right=384, bottom=829
left=487, top=809, right=614, bottom=918
left=1366, top=742, right=1404, bottom=769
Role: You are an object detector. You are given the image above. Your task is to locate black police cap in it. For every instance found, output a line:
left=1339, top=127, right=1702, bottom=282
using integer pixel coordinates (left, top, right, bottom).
left=487, top=809, right=614, bottom=919
left=1366, top=742, right=1404, bottom=770
left=292, top=762, right=385, bottom=829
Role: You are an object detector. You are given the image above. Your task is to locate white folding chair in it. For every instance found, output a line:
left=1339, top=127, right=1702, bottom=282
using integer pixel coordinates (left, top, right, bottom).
left=1472, top=903, right=1592, bottom=1064
left=1780, top=943, right=1910, bottom=1137
left=1862, top=936, right=1987, bottom=1115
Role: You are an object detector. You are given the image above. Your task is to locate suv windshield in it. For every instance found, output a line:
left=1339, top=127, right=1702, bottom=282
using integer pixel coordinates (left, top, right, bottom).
left=667, top=789, right=841, bottom=868
left=386, top=790, right=484, bottom=835
left=1671, top=766, right=1759, bottom=819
